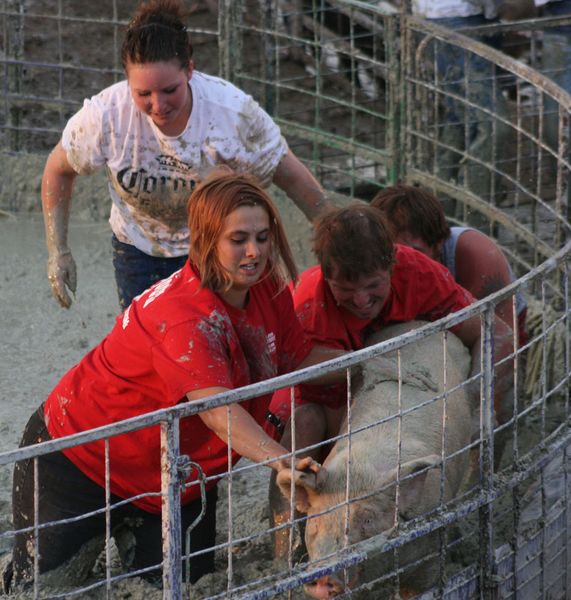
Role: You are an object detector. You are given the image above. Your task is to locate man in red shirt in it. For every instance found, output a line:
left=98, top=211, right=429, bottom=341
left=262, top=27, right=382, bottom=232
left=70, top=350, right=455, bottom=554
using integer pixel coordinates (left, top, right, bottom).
left=268, top=203, right=514, bottom=558
left=370, top=184, right=528, bottom=346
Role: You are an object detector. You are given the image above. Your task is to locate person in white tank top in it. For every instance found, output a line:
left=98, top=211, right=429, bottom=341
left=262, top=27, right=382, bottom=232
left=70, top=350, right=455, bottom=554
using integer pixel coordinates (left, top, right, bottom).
left=371, top=184, right=528, bottom=346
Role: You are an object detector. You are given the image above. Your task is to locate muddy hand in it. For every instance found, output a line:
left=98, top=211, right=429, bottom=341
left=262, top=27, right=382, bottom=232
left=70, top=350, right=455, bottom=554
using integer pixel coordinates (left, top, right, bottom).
left=47, top=249, right=77, bottom=308
left=294, top=456, right=321, bottom=474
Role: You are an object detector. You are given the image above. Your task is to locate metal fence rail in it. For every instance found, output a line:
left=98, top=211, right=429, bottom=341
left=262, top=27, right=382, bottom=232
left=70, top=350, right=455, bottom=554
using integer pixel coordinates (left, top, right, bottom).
left=1, top=1, right=571, bottom=599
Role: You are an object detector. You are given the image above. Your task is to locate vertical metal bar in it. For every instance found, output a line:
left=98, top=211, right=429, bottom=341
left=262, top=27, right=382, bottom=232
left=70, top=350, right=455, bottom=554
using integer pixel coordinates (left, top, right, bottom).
left=160, top=417, right=183, bottom=600
left=564, top=261, right=570, bottom=420
left=394, top=349, right=403, bottom=529
left=342, top=366, right=353, bottom=590
left=440, top=331, right=448, bottom=504
left=539, top=467, right=546, bottom=598
left=515, top=79, right=523, bottom=212
left=272, top=0, right=281, bottom=118
left=311, top=0, right=322, bottom=180
left=226, top=406, right=234, bottom=592
left=479, top=308, right=495, bottom=599
left=540, top=280, right=548, bottom=437
left=555, top=104, right=570, bottom=249
left=402, top=14, right=416, bottom=180
left=7, top=0, right=24, bottom=152
left=563, top=439, right=570, bottom=595
left=112, top=0, right=120, bottom=82
left=386, top=11, right=401, bottom=184
left=287, top=385, right=296, bottom=569
left=33, top=457, right=39, bottom=600
left=57, top=0, right=64, bottom=130
left=510, top=294, right=522, bottom=598
left=259, top=0, right=276, bottom=115
left=105, top=439, right=112, bottom=599
left=490, top=60, right=498, bottom=206
left=349, top=5, right=357, bottom=198
left=439, top=331, right=449, bottom=593
left=2, top=2, right=7, bottom=152
left=462, top=46, right=470, bottom=203
left=393, top=349, right=403, bottom=594
left=218, top=0, right=232, bottom=81
left=431, top=30, right=439, bottom=179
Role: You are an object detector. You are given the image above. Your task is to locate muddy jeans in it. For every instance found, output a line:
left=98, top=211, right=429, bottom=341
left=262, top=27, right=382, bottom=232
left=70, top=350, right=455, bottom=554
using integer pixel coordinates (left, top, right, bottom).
left=431, top=15, right=510, bottom=205
left=111, top=235, right=188, bottom=311
left=10, top=405, right=217, bottom=589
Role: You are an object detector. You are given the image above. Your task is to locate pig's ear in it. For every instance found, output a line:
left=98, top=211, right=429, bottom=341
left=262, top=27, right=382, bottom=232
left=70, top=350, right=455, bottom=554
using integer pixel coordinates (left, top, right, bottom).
left=276, top=468, right=322, bottom=513
left=389, top=454, right=441, bottom=520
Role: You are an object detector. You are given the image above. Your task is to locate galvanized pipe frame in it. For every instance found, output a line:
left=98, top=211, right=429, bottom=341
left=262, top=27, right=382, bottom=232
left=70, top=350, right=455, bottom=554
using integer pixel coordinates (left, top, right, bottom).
left=402, top=19, right=571, bottom=164
left=402, top=16, right=571, bottom=283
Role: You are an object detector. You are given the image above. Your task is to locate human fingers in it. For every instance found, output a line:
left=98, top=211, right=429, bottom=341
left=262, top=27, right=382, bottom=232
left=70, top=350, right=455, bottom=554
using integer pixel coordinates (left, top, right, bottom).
left=47, top=252, right=75, bottom=308
left=64, top=253, right=77, bottom=294
left=294, top=456, right=321, bottom=474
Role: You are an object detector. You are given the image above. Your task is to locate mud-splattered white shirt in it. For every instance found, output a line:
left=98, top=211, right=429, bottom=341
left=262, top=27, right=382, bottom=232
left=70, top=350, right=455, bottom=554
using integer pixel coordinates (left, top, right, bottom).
left=61, top=72, right=288, bottom=257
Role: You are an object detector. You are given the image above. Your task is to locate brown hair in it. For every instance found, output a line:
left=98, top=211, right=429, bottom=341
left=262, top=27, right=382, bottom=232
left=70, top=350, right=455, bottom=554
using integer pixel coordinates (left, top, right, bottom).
left=122, top=0, right=193, bottom=70
left=187, top=170, right=298, bottom=293
left=313, top=203, right=395, bottom=282
left=370, top=184, right=450, bottom=248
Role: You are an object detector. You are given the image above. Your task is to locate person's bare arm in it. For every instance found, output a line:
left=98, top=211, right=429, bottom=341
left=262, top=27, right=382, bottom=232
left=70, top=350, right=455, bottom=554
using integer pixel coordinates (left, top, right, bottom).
left=42, top=141, right=78, bottom=308
left=455, top=230, right=518, bottom=334
left=453, top=313, right=514, bottom=424
left=189, top=387, right=321, bottom=473
left=297, top=345, right=358, bottom=385
left=272, top=149, right=334, bottom=222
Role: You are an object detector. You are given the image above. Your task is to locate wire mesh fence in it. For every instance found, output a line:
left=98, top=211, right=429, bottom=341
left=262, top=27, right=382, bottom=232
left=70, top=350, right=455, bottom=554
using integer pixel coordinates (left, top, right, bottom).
left=0, top=1, right=570, bottom=599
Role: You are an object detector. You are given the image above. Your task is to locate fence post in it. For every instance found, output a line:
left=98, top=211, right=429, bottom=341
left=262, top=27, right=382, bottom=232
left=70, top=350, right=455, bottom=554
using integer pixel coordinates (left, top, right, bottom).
left=6, top=0, right=25, bottom=153
left=258, top=0, right=277, bottom=116
left=161, top=416, right=183, bottom=600
left=218, top=0, right=242, bottom=84
left=479, top=307, right=496, bottom=598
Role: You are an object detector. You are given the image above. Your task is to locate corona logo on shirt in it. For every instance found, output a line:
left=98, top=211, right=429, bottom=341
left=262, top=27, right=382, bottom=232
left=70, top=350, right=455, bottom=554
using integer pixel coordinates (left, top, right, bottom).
left=116, top=166, right=196, bottom=201
left=266, top=332, right=277, bottom=355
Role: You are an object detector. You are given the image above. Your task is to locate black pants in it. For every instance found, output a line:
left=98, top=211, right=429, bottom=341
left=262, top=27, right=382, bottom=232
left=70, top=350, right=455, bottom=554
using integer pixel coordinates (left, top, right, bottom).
left=11, top=405, right=217, bottom=587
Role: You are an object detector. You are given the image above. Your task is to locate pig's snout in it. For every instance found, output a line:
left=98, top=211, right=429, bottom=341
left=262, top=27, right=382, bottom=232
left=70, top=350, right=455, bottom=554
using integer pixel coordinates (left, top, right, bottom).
left=304, top=575, right=345, bottom=598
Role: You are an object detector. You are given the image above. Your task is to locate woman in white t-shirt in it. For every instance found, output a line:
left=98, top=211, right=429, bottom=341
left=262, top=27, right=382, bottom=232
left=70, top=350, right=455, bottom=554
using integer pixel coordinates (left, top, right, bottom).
left=42, top=0, right=332, bottom=311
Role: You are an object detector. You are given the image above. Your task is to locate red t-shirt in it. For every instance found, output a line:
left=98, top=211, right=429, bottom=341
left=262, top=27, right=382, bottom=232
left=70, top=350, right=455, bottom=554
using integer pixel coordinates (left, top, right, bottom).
left=45, top=262, right=312, bottom=513
left=269, top=245, right=475, bottom=420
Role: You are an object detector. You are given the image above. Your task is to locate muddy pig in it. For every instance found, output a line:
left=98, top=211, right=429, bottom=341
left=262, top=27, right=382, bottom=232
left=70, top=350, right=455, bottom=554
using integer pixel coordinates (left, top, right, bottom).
left=277, top=321, right=473, bottom=598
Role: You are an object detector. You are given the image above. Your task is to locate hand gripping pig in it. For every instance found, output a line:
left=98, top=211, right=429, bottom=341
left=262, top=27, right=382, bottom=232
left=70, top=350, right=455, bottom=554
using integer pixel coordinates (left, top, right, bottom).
left=277, top=321, right=474, bottom=598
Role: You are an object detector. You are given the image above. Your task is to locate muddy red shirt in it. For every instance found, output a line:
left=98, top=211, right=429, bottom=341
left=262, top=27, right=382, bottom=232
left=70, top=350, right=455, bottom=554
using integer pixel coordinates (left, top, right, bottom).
left=269, top=245, right=474, bottom=419
left=44, top=261, right=312, bottom=513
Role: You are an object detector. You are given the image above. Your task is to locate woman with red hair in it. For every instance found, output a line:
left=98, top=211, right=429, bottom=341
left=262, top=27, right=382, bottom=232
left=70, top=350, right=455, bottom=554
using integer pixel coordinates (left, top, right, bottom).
left=10, top=172, right=341, bottom=590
